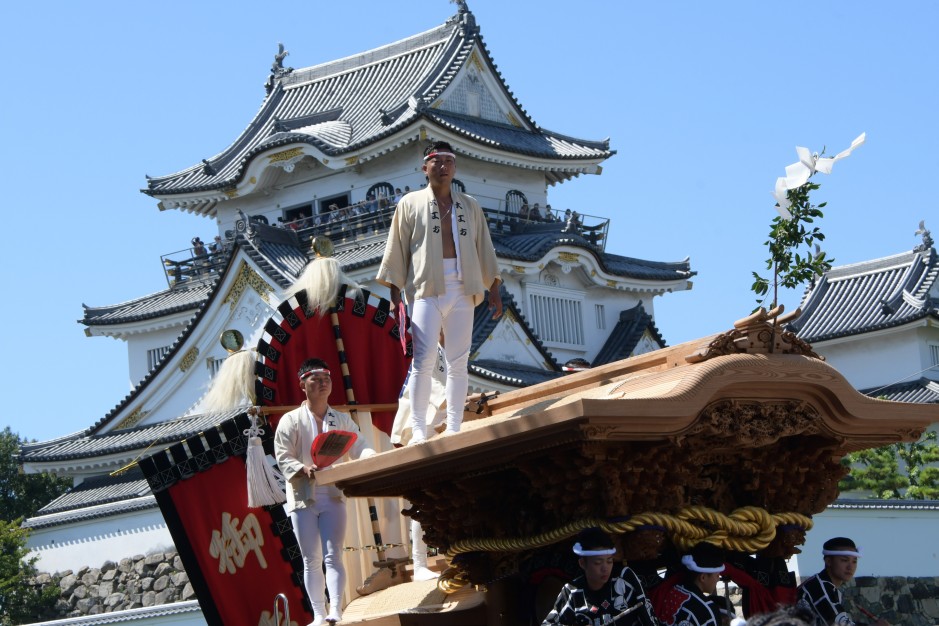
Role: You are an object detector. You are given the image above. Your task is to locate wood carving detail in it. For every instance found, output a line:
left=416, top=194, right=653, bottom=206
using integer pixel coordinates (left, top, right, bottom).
left=687, top=306, right=822, bottom=363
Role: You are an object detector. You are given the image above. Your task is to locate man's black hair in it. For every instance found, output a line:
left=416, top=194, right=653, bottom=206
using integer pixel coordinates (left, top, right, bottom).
left=575, top=527, right=615, bottom=552
left=298, top=357, right=329, bottom=378
left=822, top=537, right=858, bottom=552
left=424, top=140, right=455, bottom=157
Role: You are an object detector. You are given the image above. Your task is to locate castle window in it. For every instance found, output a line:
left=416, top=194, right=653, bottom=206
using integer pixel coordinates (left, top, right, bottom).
left=147, top=346, right=172, bottom=371
left=527, top=285, right=585, bottom=348
left=595, top=304, right=606, bottom=330
left=505, top=190, right=527, bottom=215
left=366, top=182, right=394, bottom=202
left=207, top=357, right=227, bottom=377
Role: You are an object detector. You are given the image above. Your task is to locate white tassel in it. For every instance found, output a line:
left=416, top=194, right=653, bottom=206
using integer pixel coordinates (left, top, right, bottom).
left=202, top=348, right=258, bottom=413
left=244, top=413, right=286, bottom=508
left=284, top=257, right=361, bottom=316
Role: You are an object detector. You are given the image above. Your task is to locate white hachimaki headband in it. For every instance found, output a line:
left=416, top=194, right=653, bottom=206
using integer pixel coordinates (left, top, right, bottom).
left=423, top=151, right=456, bottom=162
left=681, top=554, right=725, bottom=574
left=299, top=368, right=330, bottom=380
left=572, top=543, right=616, bottom=557
left=823, top=548, right=862, bottom=557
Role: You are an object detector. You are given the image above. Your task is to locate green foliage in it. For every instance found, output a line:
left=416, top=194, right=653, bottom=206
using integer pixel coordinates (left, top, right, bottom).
left=0, top=427, right=72, bottom=523
left=840, top=430, right=939, bottom=499
left=0, top=519, right=60, bottom=625
left=0, top=428, right=71, bottom=624
left=752, top=182, right=834, bottom=309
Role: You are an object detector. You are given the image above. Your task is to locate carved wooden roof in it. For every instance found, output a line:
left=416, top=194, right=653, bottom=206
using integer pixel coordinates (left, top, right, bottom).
left=318, top=325, right=935, bottom=569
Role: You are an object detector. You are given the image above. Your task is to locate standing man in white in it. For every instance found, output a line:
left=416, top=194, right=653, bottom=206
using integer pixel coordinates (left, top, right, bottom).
left=377, top=140, right=502, bottom=580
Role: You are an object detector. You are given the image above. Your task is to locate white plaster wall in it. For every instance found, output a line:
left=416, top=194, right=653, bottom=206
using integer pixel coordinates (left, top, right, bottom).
left=126, top=328, right=188, bottom=388
left=30, top=602, right=206, bottom=626
left=814, top=326, right=925, bottom=391
left=793, top=506, right=939, bottom=578
left=27, top=507, right=173, bottom=574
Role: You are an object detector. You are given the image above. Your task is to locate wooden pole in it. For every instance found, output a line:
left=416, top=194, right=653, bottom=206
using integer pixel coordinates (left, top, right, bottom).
left=328, top=302, right=388, bottom=563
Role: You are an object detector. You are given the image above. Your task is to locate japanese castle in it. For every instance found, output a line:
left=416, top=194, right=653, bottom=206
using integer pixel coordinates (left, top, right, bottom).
left=20, top=4, right=694, bottom=624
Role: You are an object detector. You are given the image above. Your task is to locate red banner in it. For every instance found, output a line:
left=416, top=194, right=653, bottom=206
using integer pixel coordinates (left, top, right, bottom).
left=257, top=289, right=411, bottom=433
left=141, top=415, right=311, bottom=626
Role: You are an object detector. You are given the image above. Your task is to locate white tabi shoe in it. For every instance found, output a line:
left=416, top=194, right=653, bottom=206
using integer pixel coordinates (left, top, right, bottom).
left=413, top=565, right=440, bottom=581
left=309, top=602, right=326, bottom=626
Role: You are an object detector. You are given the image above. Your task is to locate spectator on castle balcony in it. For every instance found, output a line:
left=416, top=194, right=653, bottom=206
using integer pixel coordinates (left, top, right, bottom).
left=208, top=235, right=226, bottom=271
left=531, top=203, right=543, bottom=221
left=394, top=187, right=404, bottom=203
left=209, top=235, right=223, bottom=254
left=519, top=202, right=531, bottom=221
left=191, top=237, right=209, bottom=275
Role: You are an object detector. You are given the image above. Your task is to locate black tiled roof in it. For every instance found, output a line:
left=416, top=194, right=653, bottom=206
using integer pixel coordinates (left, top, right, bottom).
left=34, top=467, right=150, bottom=516
left=240, top=223, right=309, bottom=288
left=791, top=246, right=938, bottom=343
left=860, top=377, right=939, bottom=404
left=493, top=231, right=694, bottom=282
left=23, top=495, right=157, bottom=530
left=20, top=410, right=243, bottom=464
left=81, top=280, right=216, bottom=326
left=427, top=109, right=610, bottom=168
left=593, top=302, right=667, bottom=366
left=332, top=239, right=387, bottom=272
left=144, top=7, right=611, bottom=198
left=469, top=359, right=563, bottom=387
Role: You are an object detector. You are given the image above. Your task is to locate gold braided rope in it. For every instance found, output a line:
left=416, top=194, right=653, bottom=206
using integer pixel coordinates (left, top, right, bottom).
left=437, top=506, right=813, bottom=594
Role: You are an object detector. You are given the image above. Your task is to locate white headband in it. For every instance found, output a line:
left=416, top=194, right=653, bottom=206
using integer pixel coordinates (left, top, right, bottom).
left=299, top=368, right=330, bottom=380
left=423, top=151, right=456, bottom=162
left=681, top=554, right=725, bottom=574
left=573, top=543, right=616, bottom=557
left=823, top=548, right=861, bottom=558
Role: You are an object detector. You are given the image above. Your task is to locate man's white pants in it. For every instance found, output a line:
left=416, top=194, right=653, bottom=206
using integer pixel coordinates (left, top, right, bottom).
left=290, top=496, right=346, bottom=618
left=409, top=260, right=473, bottom=442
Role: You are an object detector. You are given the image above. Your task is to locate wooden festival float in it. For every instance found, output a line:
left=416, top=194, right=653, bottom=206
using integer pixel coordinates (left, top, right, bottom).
left=319, top=306, right=935, bottom=625
left=138, top=262, right=935, bottom=626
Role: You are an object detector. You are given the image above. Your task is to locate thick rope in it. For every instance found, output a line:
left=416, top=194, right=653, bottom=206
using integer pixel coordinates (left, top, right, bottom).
left=437, top=506, right=812, bottom=593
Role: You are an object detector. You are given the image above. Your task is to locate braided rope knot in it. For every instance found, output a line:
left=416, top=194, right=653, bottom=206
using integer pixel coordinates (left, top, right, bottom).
left=440, top=505, right=813, bottom=592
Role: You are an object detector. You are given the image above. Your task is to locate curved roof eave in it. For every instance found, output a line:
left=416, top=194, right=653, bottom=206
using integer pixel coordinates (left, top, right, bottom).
left=63, top=243, right=276, bottom=438
left=145, top=109, right=613, bottom=207
left=802, top=310, right=937, bottom=344
left=143, top=7, right=614, bottom=203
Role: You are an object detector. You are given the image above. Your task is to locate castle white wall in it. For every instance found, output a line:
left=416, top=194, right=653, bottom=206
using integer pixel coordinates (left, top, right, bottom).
left=127, top=328, right=187, bottom=388
left=814, top=325, right=931, bottom=391
left=27, top=506, right=173, bottom=574
left=793, top=505, right=939, bottom=578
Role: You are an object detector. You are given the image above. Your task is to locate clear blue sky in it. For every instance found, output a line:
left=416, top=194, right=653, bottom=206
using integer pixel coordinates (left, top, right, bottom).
left=2, top=1, right=936, bottom=443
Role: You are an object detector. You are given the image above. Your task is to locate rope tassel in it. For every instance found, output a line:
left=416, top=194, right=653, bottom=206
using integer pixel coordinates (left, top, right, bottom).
left=244, top=413, right=286, bottom=508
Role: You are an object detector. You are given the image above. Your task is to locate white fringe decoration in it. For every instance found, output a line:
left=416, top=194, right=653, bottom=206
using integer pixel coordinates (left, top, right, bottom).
left=285, top=257, right=360, bottom=316
left=202, top=348, right=258, bottom=413
left=244, top=412, right=286, bottom=508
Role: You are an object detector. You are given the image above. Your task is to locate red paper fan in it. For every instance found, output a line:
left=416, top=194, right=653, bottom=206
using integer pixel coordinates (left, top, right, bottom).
left=311, top=430, right=357, bottom=468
